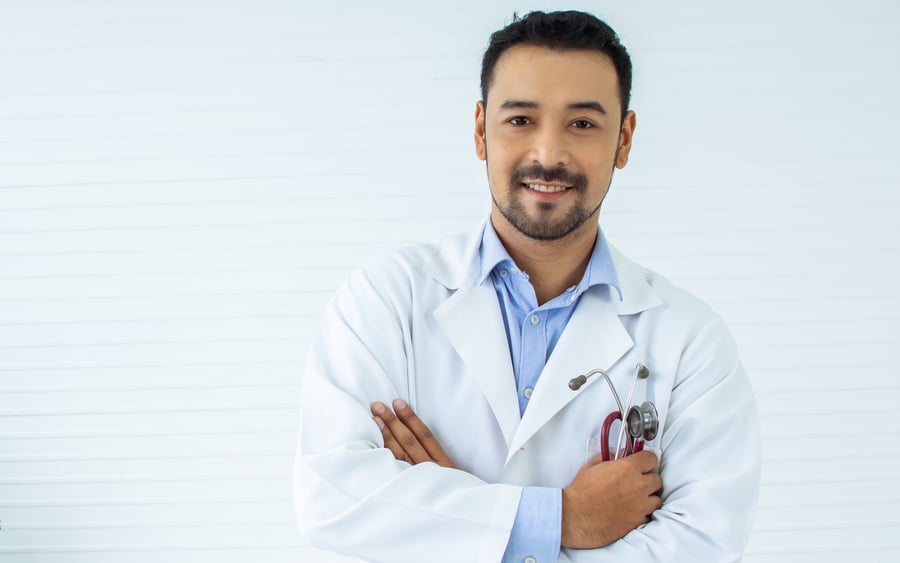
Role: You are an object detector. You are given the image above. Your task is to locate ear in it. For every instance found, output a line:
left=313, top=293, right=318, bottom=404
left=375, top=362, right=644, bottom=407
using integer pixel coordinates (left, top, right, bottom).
left=615, top=110, right=636, bottom=169
left=474, top=100, right=487, bottom=161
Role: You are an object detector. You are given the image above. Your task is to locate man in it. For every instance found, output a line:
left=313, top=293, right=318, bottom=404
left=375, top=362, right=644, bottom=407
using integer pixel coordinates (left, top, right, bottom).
left=295, top=11, right=760, bottom=563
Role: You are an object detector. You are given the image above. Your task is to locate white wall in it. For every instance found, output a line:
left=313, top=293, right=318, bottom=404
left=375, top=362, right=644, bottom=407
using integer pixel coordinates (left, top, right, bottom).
left=1, top=1, right=898, bottom=561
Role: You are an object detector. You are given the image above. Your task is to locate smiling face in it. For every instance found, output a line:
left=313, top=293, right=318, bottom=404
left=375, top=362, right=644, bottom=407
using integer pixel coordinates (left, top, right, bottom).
left=475, top=44, right=635, bottom=242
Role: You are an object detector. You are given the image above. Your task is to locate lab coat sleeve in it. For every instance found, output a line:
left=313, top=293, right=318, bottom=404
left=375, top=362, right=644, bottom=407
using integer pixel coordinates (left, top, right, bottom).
left=563, top=313, right=761, bottom=563
left=294, top=263, right=523, bottom=563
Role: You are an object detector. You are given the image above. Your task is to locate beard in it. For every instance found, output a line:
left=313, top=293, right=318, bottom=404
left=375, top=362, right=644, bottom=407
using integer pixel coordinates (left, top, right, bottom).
left=491, top=163, right=603, bottom=241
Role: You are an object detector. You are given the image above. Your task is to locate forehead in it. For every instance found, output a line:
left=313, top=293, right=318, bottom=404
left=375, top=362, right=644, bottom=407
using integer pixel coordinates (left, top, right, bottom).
left=489, top=44, right=620, bottom=113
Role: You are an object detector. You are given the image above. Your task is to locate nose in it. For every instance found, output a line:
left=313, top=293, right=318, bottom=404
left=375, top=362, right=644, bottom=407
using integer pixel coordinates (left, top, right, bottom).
left=528, top=125, right=571, bottom=168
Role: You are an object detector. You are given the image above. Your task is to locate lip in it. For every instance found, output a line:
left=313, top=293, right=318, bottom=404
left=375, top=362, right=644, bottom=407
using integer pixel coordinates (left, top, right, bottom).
left=522, top=180, right=571, bottom=188
left=520, top=181, right=571, bottom=201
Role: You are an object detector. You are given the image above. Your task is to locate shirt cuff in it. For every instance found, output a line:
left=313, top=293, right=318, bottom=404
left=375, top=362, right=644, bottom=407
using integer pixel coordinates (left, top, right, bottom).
left=502, top=486, right=561, bottom=563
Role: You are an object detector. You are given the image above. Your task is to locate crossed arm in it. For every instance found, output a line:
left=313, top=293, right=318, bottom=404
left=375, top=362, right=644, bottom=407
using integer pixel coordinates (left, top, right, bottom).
left=370, top=399, right=662, bottom=550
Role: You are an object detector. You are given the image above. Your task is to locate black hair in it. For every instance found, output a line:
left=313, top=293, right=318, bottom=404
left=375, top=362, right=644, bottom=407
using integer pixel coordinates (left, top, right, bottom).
left=480, top=11, right=633, bottom=121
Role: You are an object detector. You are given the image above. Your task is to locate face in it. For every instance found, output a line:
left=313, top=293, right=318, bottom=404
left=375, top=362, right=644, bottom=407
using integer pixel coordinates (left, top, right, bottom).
left=475, top=45, right=635, bottom=242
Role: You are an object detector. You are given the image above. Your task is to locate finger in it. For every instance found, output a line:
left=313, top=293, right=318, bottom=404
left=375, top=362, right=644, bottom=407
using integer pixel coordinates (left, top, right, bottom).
left=584, top=451, right=608, bottom=466
left=645, top=473, right=663, bottom=496
left=371, top=401, right=432, bottom=464
left=373, top=416, right=411, bottom=463
left=644, top=493, right=663, bottom=518
left=392, top=399, right=456, bottom=468
left=627, top=450, right=660, bottom=472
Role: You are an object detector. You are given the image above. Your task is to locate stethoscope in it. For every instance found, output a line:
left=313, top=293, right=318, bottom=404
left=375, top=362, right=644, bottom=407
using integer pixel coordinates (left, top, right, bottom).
left=569, top=363, right=659, bottom=461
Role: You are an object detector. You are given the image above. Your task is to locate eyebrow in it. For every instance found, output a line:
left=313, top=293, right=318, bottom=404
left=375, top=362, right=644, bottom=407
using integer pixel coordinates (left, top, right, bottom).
left=499, top=99, right=608, bottom=116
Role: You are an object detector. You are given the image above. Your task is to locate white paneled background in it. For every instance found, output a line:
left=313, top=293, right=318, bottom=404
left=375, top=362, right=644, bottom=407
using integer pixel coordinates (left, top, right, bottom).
left=1, top=0, right=898, bottom=561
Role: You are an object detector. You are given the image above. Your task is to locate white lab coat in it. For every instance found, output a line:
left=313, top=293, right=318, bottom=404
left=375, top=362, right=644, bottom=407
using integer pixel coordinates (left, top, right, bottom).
left=294, top=222, right=761, bottom=563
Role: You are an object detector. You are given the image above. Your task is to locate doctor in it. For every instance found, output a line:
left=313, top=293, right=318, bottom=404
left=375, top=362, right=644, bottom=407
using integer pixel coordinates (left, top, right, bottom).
left=295, top=10, right=760, bottom=563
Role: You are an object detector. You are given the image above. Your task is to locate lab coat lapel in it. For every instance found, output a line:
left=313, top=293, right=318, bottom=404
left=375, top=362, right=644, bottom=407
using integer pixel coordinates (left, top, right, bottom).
left=433, top=283, right=520, bottom=450
left=427, top=222, right=521, bottom=450
left=506, top=288, right=634, bottom=461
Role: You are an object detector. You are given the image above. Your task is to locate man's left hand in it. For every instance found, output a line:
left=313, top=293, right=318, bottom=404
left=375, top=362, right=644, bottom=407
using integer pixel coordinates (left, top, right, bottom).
left=371, top=399, right=456, bottom=469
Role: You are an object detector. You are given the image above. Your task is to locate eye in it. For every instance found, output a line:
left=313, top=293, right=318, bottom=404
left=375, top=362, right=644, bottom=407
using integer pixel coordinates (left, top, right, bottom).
left=571, top=119, right=594, bottom=129
left=508, top=116, right=532, bottom=126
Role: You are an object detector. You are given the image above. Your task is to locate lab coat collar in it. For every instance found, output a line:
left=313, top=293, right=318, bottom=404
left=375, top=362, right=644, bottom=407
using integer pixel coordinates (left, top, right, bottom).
left=425, top=220, right=661, bottom=315
left=426, top=221, right=663, bottom=457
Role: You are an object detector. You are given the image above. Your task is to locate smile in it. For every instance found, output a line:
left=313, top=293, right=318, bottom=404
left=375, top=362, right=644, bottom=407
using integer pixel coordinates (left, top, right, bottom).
left=524, top=183, right=570, bottom=193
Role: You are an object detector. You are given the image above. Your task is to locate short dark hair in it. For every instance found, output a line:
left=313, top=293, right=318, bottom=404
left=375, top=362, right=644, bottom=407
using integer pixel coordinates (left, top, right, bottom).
left=480, top=11, right=633, bottom=121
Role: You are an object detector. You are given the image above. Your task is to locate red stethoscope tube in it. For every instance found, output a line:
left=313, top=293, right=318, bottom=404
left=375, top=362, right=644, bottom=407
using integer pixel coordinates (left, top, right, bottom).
left=600, top=410, right=644, bottom=462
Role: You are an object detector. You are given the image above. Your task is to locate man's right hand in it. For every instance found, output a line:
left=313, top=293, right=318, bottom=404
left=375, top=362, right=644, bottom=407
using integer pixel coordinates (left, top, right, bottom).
left=561, top=450, right=662, bottom=549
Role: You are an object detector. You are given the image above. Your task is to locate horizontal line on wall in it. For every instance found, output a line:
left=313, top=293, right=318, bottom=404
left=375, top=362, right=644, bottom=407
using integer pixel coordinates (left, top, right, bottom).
left=0, top=335, right=306, bottom=350
left=761, top=451, right=900, bottom=463
left=0, top=471, right=291, bottom=485
left=0, top=448, right=295, bottom=463
left=0, top=141, right=466, bottom=168
left=0, top=493, right=291, bottom=508
left=0, top=312, right=313, bottom=328
left=0, top=97, right=470, bottom=122
left=0, top=192, right=487, bottom=214
left=0, top=121, right=458, bottom=146
left=0, top=169, right=468, bottom=190
left=4, top=517, right=292, bottom=529
left=0, top=358, right=304, bottom=372
left=760, top=404, right=900, bottom=418
left=0, top=540, right=312, bottom=554
left=740, top=336, right=900, bottom=349
left=755, top=383, right=900, bottom=394
left=0, top=215, right=479, bottom=238
left=0, top=425, right=296, bottom=440
left=728, top=316, right=900, bottom=328
left=0, top=403, right=299, bottom=417
left=760, top=474, right=900, bottom=486
left=752, top=519, right=900, bottom=533
left=0, top=289, right=329, bottom=304
left=0, top=75, right=469, bottom=102
left=757, top=494, right=900, bottom=509
left=0, top=378, right=299, bottom=394
left=745, top=542, right=900, bottom=555
left=761, top=428, right=900, bottom=440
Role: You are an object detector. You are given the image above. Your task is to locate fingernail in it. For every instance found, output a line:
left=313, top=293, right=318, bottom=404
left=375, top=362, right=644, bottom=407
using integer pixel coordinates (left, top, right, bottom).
left=373, top=416, right=385, bottom=429
left=373, top=402, right=385, bottom=414
left=393, top=398, right=407, bottom=410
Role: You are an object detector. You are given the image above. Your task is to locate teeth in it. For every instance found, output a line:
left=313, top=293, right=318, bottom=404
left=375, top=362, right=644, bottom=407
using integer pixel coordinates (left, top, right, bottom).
left=526, top=183, right=568, bottom=193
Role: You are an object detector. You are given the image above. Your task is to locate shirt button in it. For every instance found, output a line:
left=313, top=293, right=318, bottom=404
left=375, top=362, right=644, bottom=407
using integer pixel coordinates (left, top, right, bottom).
left=529, top=314, right=540, bottom=325
left=524, top=557, right=537, bottom=563
left=499, top=269, right=509, bottom=278
left=523, top=387, right=533, bottom=399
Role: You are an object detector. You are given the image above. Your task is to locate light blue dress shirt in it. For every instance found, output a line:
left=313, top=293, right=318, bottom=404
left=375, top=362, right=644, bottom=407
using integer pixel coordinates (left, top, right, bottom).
left=478, top=221, right=621, bottom=563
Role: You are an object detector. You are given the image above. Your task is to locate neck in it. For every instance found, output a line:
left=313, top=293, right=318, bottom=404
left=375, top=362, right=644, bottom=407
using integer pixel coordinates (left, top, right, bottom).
left=490, top=209, right=598, bottom=306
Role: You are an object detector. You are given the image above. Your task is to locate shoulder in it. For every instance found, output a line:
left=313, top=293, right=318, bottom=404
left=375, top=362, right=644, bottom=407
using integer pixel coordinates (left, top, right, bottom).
left=611, top=245, right=717, bottom=323
left=612, top=247, right=736, bottom=353
left=334, top=229, right=474, bottom=313
left=356, top=230, right=470, bottom=288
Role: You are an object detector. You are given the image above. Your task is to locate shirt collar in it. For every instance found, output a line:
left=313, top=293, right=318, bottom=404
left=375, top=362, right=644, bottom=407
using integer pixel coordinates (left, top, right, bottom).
left=477, top=219, right=623, bottom=300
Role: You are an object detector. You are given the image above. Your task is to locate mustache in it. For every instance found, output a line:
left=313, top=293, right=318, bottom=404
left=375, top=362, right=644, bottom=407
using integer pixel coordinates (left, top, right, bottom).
left=509, top=164, right=587, bottom=190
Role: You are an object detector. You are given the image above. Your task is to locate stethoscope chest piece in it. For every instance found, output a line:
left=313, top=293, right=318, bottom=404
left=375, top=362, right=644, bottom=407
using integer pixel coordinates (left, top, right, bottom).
left=626, top=401, right=659, bottom=441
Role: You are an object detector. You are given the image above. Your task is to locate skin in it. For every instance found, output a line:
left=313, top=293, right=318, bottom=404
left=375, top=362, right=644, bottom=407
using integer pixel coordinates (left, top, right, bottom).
left=476, top=44, right=636, bottom=305
left=372, top=45, right=660, bottom=550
